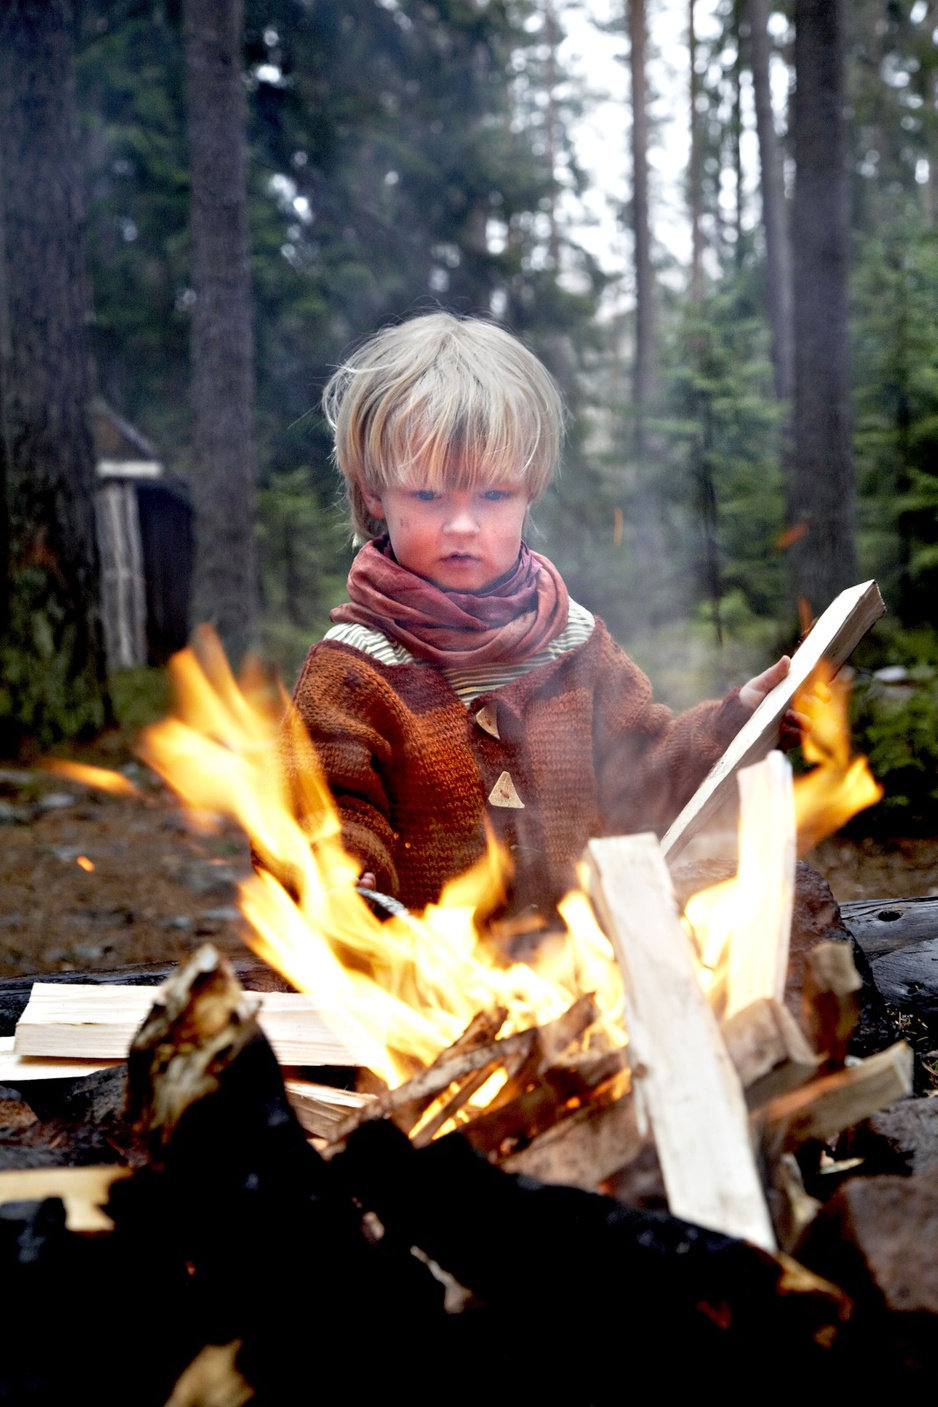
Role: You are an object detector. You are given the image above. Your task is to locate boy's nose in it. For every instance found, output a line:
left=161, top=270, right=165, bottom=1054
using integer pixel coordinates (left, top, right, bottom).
left=444, top=503, right=479, bottom=534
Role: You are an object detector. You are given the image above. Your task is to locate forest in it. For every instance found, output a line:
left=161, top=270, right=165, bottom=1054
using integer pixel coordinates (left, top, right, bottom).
left=1, top=0, right=937, bottom=832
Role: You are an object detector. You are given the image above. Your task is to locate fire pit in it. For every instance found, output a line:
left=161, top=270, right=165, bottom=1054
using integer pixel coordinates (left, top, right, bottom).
left=1, top=582, right=937, bottom=1396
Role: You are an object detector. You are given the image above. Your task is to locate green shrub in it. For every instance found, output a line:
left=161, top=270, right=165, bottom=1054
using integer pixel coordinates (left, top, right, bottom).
left=851, top=661, right=938, bottom=829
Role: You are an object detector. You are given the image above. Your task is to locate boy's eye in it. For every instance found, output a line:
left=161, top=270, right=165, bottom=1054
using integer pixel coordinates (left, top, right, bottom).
left=413, top=490, right=438, bottom=502
left=482, top=489, right=510, bottom=502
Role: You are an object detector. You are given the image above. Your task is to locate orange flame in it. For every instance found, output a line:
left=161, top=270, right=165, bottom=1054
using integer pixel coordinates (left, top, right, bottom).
left=139, top=628, right=624, bottom=1087
left=40, top=759, right=140, bottom=797
left=685, top=663, right=882, bottom=1005
left=793, top=666, right=883, bottom=853
left=76, top=855, right=95, bottom=873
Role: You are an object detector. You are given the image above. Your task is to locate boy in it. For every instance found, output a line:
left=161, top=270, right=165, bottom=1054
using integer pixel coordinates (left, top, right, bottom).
left=285, top=312, right=791, bottom=919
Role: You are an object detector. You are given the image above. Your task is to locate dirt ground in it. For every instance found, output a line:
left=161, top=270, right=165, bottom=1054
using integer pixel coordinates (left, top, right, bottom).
left=1, top=755, right=937, bottom=980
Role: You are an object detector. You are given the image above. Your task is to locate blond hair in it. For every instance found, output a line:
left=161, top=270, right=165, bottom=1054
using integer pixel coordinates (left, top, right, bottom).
left=323, top=312, right=564, bottom=539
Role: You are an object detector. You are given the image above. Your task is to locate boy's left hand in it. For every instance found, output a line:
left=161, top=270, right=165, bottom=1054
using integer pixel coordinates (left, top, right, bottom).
left=739, top=655, right=809, bottom=749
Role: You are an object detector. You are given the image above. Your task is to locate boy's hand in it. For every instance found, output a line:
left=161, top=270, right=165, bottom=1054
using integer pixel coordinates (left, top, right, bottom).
left=739, top=655, right=809, bottom=749
left=358, top=871, right=377, bottom=891
left=739, top=655, right=790, bottom=711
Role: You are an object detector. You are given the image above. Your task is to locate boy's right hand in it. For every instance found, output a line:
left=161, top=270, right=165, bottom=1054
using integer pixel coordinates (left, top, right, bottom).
left=359, top=871, right=377, bottom=890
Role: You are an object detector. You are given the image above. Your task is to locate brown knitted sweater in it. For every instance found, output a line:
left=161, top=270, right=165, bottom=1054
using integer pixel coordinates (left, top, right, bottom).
left=285, top=620, right=749, bottom=915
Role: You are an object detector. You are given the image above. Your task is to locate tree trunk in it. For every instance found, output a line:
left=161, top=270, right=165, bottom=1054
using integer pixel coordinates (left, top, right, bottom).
left=688, top=0, right=705, bottom=299
left=788, top=0, right=857, bottom=609
left=0, top=0, right=110, bottom=753
left=183, top=0, right=259, bottom=665
left=746, top=0, right=794, bottom=401
left=628, top=0, right=658, bottom=444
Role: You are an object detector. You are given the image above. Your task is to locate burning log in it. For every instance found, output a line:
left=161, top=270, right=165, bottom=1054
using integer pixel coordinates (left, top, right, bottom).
left=329, top=992, right=609, bottom=1148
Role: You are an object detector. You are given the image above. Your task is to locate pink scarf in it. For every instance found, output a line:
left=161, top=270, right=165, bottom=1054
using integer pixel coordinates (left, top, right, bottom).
left=330, top=537, right=569, bottom=668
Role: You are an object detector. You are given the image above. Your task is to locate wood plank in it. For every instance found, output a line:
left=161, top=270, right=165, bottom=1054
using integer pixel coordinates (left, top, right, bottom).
left=661, top=580, right=885, bottom=864
left=725, top=752, right=796, bottom=1017
left=587, top=832, right=776, bottom=1252
left=0, top=1165, right=132, bottom=1232
left=0, top=1033, right=118, bottom=1082
left=760, top=1041, right=914, bottom=1154
left=14, top=984, right=373, bottom=1068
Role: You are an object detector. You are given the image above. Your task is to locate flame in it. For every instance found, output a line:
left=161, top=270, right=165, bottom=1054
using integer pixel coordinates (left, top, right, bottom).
left=76, top=855, right=95, bottom=873
left=139, top=628, right=624, bottom=1088
left=41, top=759, right=140, bottom=797
left=685, top=752, right=795, bottom=1016
left=793, top=666, right=883, bottom=853
left=685, top=662, right=882, bottom=1008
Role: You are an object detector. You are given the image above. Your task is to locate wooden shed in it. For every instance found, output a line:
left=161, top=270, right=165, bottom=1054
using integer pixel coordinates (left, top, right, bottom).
left=93, top=402, right=194, bottom=670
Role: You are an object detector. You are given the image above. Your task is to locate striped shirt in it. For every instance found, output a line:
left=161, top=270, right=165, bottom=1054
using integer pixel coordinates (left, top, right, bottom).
left=323, top=598, right=595, bottom=706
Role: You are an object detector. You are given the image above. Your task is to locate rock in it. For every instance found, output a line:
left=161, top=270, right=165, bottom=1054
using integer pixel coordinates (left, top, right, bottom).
left=840, top=1097, right=938, bottom=1176
left=179, top=862, right=240, bottom=897
left=799, top=1169, right=938, bottom=1372
left=35, top=792, right=75, bottom=812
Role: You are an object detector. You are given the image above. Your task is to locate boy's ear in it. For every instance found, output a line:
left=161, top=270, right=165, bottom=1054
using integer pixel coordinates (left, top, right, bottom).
left=362, top=486, right=384, bottom=519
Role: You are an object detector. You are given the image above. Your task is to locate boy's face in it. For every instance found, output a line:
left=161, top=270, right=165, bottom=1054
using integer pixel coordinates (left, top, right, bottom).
left=362, top=482, right=531, bottom=591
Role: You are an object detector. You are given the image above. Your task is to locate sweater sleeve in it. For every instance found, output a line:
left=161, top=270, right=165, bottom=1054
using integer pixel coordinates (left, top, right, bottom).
left=282, top=643, right=402, bottom=897
left=591, top=631, right=750, bottom=837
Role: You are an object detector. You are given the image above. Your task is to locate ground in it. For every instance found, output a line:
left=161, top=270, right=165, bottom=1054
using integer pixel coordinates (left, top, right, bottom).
left=1, top=752, right=937, bottom=979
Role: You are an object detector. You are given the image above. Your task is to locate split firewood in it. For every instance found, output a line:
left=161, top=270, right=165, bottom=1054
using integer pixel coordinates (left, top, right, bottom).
left=801, top=941, right=863, bottom=1070
left=501, top=1092, right=643, bottom=1191
left=282, top=1080, right=375, bottom=1140
left=724, top=752, right=796, bottom=1017
left=0, top=1033, right=118, bottom=1083
left=13, top=981, right=373, bottom=1068
left=460, top=1051, right=627, bottom=1161
left=0, top=1164, right=132, bottom=1233
left=721, top=997, right=820, bottom=1108
left=587, top=832, right=777, bottom=1252
left=330, top=995, right=600, bottom=1146
left=409, top=1064, right=506, bottom=1148
left=661, top=579, right=885, bottom=864
left=766, top=1152, right=823, bottom=1254
left=329, top=1027, right=538, bottom=1143
left=759, top=1040, right=914, bottom=1158
left=162, top=1341, right=253, bottom=1407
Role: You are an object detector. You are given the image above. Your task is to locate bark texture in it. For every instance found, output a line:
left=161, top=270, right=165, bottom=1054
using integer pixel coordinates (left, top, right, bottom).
left=788, top=0, right=858, bottom=607
left=628, top=0, right=657, bottom=437
left=0, top=0, right=109, bottom=751
left=183, top=0, right=259, bottom=664
left=746, top=0, right=794, bottom=401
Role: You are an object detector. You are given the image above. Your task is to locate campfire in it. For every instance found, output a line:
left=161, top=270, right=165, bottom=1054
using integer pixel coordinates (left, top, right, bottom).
left=3, top=579, right=934, bottom=1397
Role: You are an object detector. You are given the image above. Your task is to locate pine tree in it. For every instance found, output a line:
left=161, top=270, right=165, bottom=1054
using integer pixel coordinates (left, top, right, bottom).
left=183, top=0, right=260, bottom=663
left=0, top=0, right=110, bottom=751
